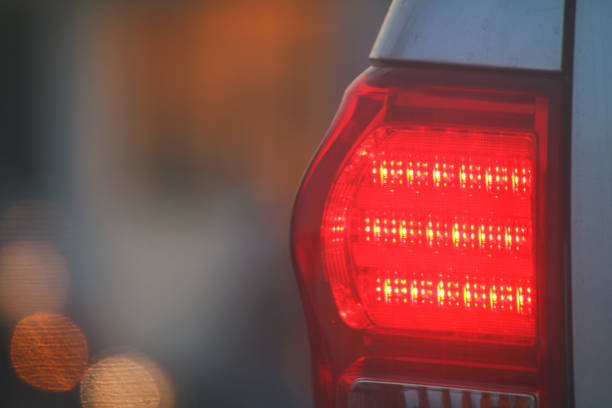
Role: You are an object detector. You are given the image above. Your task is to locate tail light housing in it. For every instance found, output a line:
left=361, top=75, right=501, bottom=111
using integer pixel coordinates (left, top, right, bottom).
left=291, top=65, right=569, bottom=408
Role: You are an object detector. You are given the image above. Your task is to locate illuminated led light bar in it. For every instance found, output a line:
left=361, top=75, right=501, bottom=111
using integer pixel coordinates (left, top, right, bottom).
left=356, top=127, right=534, bottom=195
left=322, top=126, right=536, bottom=342
left=354, top=212, right=530, bottom=253
left=367, top=275, right=533, bottom=314
left=355, top=272, right=535, bottom=337
left=368, top=158, right=533, bottom=195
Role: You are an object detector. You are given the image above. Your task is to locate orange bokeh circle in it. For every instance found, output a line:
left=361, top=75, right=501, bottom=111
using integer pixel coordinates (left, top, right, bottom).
left=10, top=312, right=89, bottom=391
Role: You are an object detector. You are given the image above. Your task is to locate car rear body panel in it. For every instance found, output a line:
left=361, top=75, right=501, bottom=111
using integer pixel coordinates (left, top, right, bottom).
left=370, top=0, right=565, bottom=71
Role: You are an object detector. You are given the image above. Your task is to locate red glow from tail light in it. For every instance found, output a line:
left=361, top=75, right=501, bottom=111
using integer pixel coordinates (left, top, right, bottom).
left=291, top=65, right=568, bottom=408
left=322, top=126, right=536, bottom=343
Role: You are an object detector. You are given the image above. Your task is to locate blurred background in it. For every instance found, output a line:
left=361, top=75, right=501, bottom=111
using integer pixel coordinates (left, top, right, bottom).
left=0, top=1, right=390, bottom=406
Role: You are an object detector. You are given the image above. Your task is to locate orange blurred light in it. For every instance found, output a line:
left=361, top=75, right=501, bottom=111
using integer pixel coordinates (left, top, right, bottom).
left=0, top=241, right=69, bottom=323
left=10, top=312, right=89, bottom=391
left=80, top=354, right=174, bottom=408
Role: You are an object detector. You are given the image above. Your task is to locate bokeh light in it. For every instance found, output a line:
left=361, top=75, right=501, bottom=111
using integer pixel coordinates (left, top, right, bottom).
left=80, top=354, right=174, bottom=408
left=10, top=312, right=89, bottom=391
left=0, top=0, right=390, bottom=405
left=0, top=241, right=69, bottom=323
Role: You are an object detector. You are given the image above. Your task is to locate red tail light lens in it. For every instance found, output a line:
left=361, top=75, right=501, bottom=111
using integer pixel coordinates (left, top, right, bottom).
left=291, top=66, right=568, bottom=408
left=323, top=126, right=536, bottom=343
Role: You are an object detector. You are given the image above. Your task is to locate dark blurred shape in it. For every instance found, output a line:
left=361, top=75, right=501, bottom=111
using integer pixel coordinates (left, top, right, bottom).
left=10, top=312, right=88, bottom=391
left=80, top=353, right=174, bottom=408
left=0, top=5, right=42, bottom=196
left=0, top=240, right=69, bottom=323
left=282, top=322, right=312, bottom=400
left=0, top=201, right=71, bottom=248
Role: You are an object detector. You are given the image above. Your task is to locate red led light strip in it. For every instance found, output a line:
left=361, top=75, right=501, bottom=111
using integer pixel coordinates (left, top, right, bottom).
left=354, top=213, right=530, bottom=253
left=370, top=276, right=533, bottom=315
left=367, top=158, right=532, bottom=195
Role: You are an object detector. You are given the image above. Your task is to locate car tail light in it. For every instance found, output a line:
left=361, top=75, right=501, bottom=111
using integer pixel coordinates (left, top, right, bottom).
left=291, top=66, right=569, bottom=408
